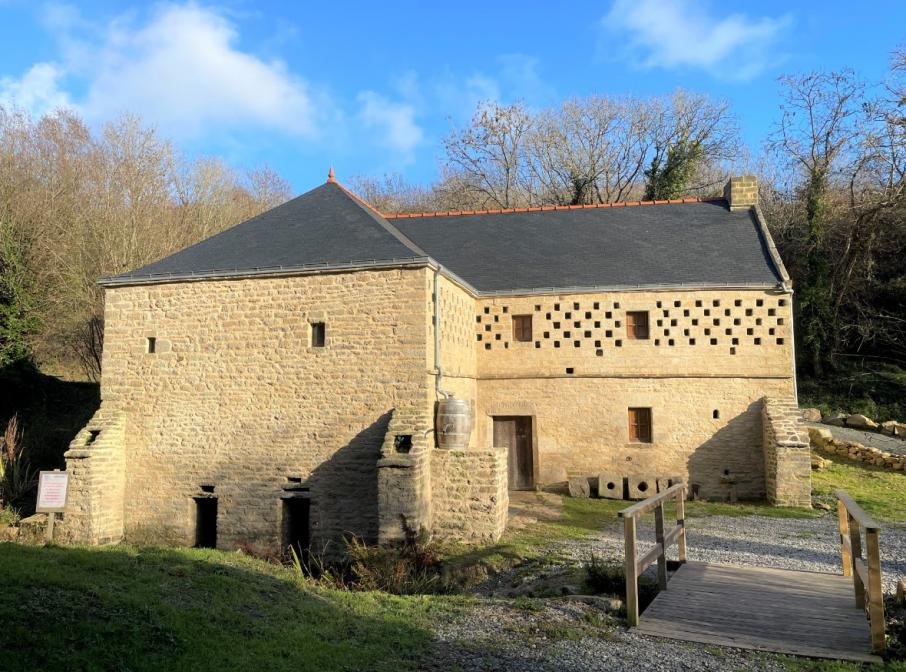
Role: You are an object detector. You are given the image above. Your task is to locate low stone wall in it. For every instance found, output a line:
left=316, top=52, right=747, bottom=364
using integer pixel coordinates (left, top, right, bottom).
left=60, top=406, right=126, bottom=545
left=430, top=447, right=508, bottom=543
left=809, top=427, right=906, bottom=471
left=762, top=397, right=812, bottom=507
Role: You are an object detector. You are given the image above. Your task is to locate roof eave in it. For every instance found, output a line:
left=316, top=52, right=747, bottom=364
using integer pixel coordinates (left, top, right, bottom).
left=97, top=256, right=436, bottom=288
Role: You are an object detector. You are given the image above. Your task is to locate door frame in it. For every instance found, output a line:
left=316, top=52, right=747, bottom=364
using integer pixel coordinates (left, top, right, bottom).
left=490, top=414, right=538, bottom=491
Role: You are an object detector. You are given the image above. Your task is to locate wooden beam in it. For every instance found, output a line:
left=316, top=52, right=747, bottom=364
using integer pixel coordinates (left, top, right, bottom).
left=865, top=530, right=886, bottom=654
left=654, top=502, right=668, bottom=590
left=637, top=543, right=664, bottom=575
left=849, top=516, right=865, bottom=609
left=675, top=489, right=687, bottom=563
left=619, top=483, right=685, bottom=519
left=837, top=499, right=852, bottom=577
left=835, top=490, right=881, bottom=532
left=624, top=515, right=639, bottom=626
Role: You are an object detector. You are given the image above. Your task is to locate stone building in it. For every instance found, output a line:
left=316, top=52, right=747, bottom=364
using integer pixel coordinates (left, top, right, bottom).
left=61, top=173, right=810, bottom=554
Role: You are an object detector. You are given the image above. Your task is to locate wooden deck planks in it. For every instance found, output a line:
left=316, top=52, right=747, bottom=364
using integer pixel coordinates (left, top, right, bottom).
left=636, top=562, right=881, bottom=663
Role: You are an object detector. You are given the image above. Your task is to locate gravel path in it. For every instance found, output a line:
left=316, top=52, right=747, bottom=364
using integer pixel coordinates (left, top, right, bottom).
left=424, top=512, right=906, bottom=671
left=424, top=600, right=789, bottom=672
left=568, top=513, right=906, bottom=595
left=808, top=422, right=906, bottom=456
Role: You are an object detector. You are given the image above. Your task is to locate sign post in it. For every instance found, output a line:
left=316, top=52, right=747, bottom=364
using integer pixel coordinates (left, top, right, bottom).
left=36, top=470, right=69, bottom=543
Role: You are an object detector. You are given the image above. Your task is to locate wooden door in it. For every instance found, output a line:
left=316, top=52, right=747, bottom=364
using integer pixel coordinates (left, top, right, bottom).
left=494, top=416, right=533, bottom=490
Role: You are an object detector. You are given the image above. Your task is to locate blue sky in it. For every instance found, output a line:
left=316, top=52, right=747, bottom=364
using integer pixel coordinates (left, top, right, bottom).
left=1, top=1, right=903, bottom=194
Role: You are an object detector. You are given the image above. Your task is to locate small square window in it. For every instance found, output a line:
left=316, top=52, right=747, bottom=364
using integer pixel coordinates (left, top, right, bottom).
left=512, top=315, right=533, bottom=342
left=628, top=407, right=652, bottom=443
left=310, top=323, right=326, bottom=348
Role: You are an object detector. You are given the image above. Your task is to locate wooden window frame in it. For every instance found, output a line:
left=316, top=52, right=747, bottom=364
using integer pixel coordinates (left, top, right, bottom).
left=626, top=311, right=650, bottom=340
left=628, top=407, right=652, bottom=444
left=310, top=322, right=326, bottom=348
left=512, top=315, right=533, bottom=343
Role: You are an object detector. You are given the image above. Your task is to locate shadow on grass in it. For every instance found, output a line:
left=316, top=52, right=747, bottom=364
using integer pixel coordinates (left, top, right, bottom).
left=0, top=543, right=439, bottom=672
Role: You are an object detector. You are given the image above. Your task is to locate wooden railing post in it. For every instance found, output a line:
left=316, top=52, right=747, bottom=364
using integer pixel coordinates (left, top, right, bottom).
left=848, top=514, right=865, bottom=609
left=837, top=499, right=852, bottom=577
left=834, top=489, right=885, bottom=655
left=676, top=487, right=687, bottom=563
left=654, top=502, right=668, bottom=590
left=624, top=515, right=639, bottom=627
left=865, top=529, right=886, bottom=654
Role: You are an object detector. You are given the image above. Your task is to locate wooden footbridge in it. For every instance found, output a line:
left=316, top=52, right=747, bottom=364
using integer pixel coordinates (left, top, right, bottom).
left=619, top=486, right=886, bottom=663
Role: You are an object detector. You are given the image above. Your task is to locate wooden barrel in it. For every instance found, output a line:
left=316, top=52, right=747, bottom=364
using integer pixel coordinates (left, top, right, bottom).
left=435, top=398, right=472, bottom=449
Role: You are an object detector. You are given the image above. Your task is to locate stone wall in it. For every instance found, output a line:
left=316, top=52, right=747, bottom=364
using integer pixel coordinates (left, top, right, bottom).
left=93, top=268, right=434, bottom=554
left=475, top=289, right=793, bottom=378
left=430, top=447, right=508, bottom=543
left=809, top=427, right=906, bottom=471
left=762, top=397, right=812, bottom=507
left=477, top=377, right=791, bottom=499
left=61, top=406, right=126, bottom=544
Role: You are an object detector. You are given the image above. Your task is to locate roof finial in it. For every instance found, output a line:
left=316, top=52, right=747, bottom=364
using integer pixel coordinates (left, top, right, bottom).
left=327, top=165, right=336, bottom=183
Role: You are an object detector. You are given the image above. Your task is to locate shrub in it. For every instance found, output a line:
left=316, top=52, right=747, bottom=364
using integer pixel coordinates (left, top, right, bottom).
left=0, top=414, right=36, bottom=508
left=584, top=554, right=626, bottom=595
left=290, top=525, right=453, bottom=595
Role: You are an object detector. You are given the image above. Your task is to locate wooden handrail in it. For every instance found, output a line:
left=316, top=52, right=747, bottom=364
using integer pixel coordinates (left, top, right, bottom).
left=835, top=489, right=885, bottom=654
left=620, top=483, right=686, bottom=626
left=834, top=490, right=880, bottom=531
left=618, top=483, right=685, bottom=518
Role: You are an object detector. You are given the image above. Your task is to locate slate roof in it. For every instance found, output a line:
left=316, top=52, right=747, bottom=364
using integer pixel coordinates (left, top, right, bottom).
left=104, top=180, right=784, bottom=293
left=111, top=182, right=427, bottom=281
left=392, top=201, right=782, bottom=292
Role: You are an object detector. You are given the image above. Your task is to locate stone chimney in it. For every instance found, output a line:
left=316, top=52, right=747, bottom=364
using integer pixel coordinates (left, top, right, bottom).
left=723, top=175, right=757, bottom=211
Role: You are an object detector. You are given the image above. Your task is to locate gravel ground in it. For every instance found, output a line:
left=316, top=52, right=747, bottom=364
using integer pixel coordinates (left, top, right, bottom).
left=423, top=512, right=906, bottom=671
left=569, top=513, right=906, bottom=595
left=424, top=600, right=789, bottom=672
left=808, top=422, right=906, bottom=456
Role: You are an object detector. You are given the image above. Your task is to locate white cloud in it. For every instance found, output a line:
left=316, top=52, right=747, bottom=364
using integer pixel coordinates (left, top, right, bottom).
left=604, top=0, right=791, bottom=80
left=0, top=62, right=72, bottom=116
left=81, top=4, right=319, bottom=137
left=357, top=91, right=423, bottom=163
left=2, top=3, right=323, bottom=138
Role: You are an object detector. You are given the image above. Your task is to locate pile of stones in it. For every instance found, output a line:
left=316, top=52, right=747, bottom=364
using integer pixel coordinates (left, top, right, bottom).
left=809, top=426, right=906, bottom=471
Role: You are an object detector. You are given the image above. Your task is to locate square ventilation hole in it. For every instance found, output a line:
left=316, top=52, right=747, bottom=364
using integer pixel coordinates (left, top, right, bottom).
left=596, top=349, right=603, bottom=356
left=394, top=435, right=413, bottom=454
left=565, top=367, right=575, bottom=375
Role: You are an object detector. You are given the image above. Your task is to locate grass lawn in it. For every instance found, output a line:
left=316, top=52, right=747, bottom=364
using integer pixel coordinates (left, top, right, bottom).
left=811, top=453, right=906, bottom=523
left=443, top=491, right=821, bottom=576
left=0, top=543, right=464, bottom=672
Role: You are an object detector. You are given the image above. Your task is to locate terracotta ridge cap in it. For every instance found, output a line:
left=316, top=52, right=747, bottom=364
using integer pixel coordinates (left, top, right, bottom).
left=382, top=197, right=724, bottom=219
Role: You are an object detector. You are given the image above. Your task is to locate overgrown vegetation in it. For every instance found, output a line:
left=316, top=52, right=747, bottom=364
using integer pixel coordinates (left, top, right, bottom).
left=291, top=526, right=457, bottom=596
left=0, top=414, right=35, bottom=510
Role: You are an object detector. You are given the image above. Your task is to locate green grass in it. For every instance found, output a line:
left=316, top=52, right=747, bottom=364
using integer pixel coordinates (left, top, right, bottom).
left=0, top=543, right=464, bottom=672
left=0, top=505, right=18, bottom=526
left=811, top=453, right=906, bottom=523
